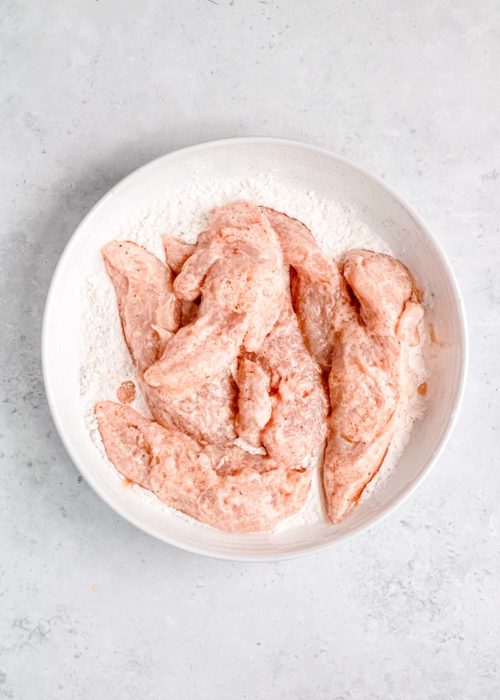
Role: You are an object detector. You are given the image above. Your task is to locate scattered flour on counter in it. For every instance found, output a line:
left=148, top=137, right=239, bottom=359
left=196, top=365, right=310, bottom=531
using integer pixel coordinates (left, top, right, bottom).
left=80, top=171, right=427, bottom=531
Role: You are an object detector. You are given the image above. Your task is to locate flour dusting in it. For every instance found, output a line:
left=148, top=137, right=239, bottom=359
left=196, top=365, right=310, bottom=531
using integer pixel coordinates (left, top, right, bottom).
left=80, top=171, right=427, bottom=530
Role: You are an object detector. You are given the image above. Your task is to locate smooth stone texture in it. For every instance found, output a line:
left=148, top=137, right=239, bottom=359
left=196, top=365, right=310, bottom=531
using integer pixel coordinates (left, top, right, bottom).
left=0, top=1, right=498, bottom=698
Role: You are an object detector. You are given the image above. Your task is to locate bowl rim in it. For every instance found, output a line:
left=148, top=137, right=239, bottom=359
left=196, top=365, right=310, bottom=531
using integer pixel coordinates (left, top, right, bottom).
left=41, top=136, right=469, bottom=561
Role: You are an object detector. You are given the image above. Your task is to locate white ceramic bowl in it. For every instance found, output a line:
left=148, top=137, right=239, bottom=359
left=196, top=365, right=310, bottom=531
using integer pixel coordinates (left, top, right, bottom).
left=42, top=138, right=467, bottom=561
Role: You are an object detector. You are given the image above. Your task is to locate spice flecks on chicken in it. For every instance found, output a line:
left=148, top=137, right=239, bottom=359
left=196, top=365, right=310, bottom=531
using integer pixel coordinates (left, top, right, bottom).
left=102, top=239, right=237, bottom=445
left=324, top=249, right=423, bottom=523
left=144, top=201, right=286, bottom=394
left=95, top=401, right=311, bottom=533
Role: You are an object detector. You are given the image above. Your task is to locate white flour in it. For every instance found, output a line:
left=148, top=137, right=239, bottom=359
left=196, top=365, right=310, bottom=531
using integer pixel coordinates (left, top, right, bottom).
left=80, top=172, right=427, bottom=531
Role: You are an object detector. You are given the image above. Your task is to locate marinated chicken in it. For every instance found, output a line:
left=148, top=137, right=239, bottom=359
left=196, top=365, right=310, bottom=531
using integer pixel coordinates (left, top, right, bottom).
left=236, top=291, right=328, bottom=465
left=102, top=240, right=237, bottom=444
left=262, top=207, right=341, bottom=371
left=96, top=401, right=310, bottom=532
left=323, top=249, right=423, bottom=523
left=96, top=201, right=425, bottom=532
left=232, top=208, right=329, bottom=465
left=144, top=201, right=285, bottom=393
left=162, top=236, right=196, bottom=274
left=102, top=241, right=181, bottom=373
left=235, top=356, right=273, bottom=447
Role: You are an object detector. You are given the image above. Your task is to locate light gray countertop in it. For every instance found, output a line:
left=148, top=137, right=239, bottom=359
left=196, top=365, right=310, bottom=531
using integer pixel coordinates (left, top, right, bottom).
left=1, top=2, right=499, bottom=698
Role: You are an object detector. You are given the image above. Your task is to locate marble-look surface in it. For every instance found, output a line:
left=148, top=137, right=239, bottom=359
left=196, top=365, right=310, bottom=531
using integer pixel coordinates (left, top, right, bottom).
left=1, top=2, right=499, bottom=698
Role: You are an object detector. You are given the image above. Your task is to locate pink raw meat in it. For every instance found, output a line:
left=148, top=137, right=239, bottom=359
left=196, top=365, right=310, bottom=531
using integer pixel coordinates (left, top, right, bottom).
left=102, top=241, right=181, bottom=373
left=162, top=236, right=196, bottom=274
left=144, top=201, right=286, bottom=394
left=262, top=207, right=342, bottom=371
left=324, top=249, right=424, bottom=523
left=235, top=356, right=273, bottom=447
left=95, top=401, right=310, bottom=532
left=102, top=240, right=237, bottom=444
left=233, top=277, right=328, bottom=464
left=253, top=293, right=328, bottom=465
left=232, top=207, right=329, bottom=465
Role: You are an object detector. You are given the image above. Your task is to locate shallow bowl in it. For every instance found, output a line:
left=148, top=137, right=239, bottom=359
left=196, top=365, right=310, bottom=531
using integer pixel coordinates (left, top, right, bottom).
left=42, top=138, right=467, bottom=560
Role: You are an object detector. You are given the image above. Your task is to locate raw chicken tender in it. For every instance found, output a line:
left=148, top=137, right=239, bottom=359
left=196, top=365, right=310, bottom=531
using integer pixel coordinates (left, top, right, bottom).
left=102, top=241, right=181, bottom=373
left=102, top=240, right=236, bottom=444
left=147, top=370, right=238, bottom=446
left=232, top=207, right=329, bottom=465
left=145, top=310, right=246, bottom=394
left=343, top=249, right=416, bottom=336
left=162, top=236, right=196, bottom=274
left=95, top=401, right=310, bottom=532
left=235, top=286, right=328, bottom=466
left=263, top=208, right=341, bottom=371
left=145, top=201, right=285, bottom=394
left=256, top=295, right=329, bottom=465
left=235, top=357, right=273, bottom=447
left=324, top=250, right=423, bottom=523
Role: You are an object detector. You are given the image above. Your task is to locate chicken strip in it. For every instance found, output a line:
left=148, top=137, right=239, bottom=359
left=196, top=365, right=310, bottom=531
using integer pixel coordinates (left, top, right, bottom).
left=324, top=250, right=424, bottom=523
left=144, top=201, right=285, bottom=394
left=95, top=401, right=310, bottom=532
left=235, top=356, right=273, bottom=447
left=234, top=281, right=328, bottom=464
left=262, top=207, right=341, bottom=371
left=171, top=228, right=220, bottom=301
left=210, top=201, right=286, bottom=352
left=102, top=241, right=181, bottom=373
left=343, top=249, right=415, bottom=336
left=229, top=209, right=329, bottom=463
left=146, top=370, right=238, bottom=446
left=162, top=234, right=239, bottom=444
left=162, top=236, right=196, bottom=274
left=102, top=240, right=236, bottom=444
left=256, top=294, right=329, bottom=465
left=144, top=309, right=247, bottom=394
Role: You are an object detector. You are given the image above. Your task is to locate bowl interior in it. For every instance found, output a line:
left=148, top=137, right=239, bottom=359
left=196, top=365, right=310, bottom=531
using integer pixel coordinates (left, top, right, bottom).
left=43, top=138, right=466, bottom=560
